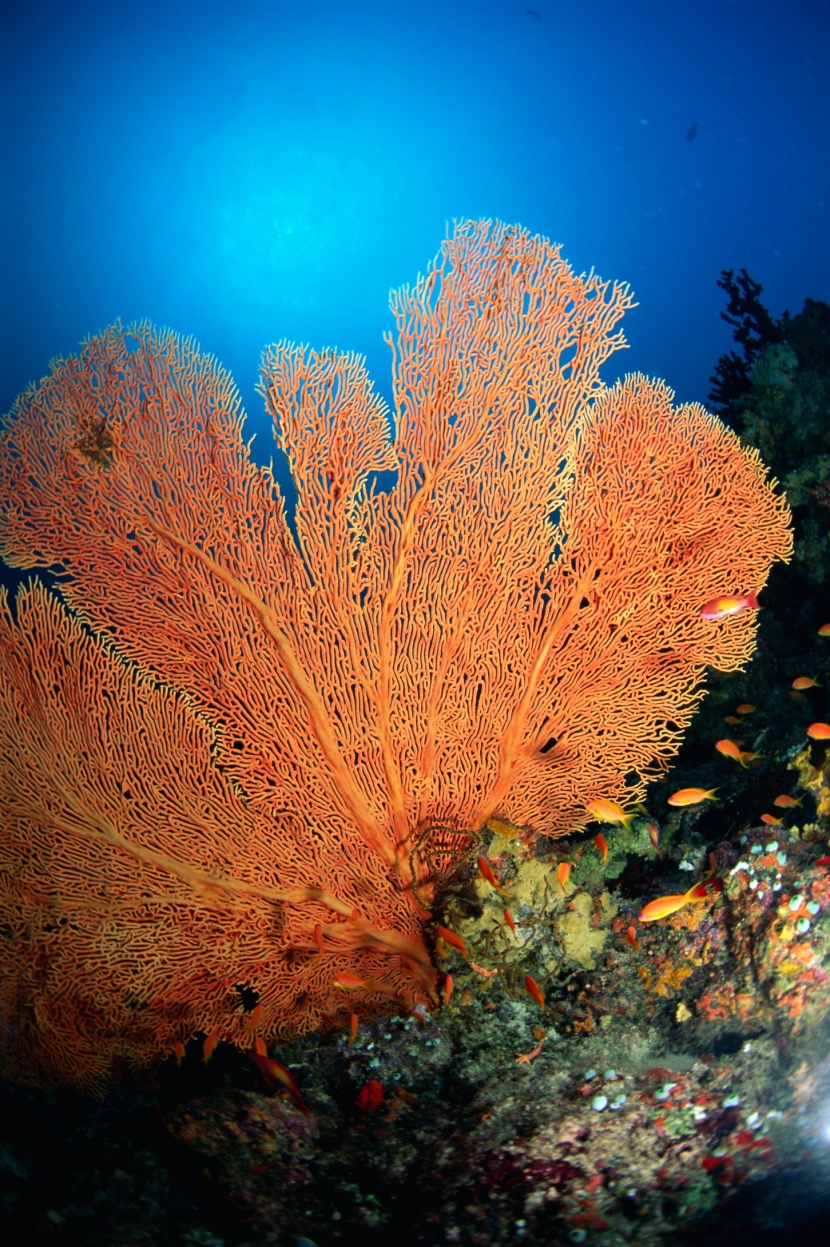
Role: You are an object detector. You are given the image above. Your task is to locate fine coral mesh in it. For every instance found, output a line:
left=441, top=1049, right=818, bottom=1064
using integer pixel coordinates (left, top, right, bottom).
left=0, top=220, right=791, bottom=1089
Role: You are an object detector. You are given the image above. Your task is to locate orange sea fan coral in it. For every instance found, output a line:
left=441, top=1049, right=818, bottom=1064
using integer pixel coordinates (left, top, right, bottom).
left=0, top=221, right=791, bottom=1088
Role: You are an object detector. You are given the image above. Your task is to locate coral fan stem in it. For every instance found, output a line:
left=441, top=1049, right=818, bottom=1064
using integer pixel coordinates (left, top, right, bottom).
left=143, top=515, right=403, bottom=872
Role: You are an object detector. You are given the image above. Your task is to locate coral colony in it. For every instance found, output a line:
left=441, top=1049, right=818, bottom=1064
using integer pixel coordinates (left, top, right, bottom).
left=0, top=221, right=791, bottom=1090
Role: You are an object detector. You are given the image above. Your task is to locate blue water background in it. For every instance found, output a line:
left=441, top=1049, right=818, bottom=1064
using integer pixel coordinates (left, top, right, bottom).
left=1, top=0, right=828, bottom=478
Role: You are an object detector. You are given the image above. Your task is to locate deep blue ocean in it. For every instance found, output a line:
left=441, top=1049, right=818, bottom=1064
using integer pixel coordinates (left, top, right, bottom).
left=2, top=0, right=828, bottom=477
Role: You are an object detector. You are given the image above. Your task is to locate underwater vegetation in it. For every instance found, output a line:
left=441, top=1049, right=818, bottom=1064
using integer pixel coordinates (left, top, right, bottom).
left=710, top=271, right=830, bottom=589
left=709, top=268, right=830, bottom=422
left=0, top=220, right=793, bottom=1092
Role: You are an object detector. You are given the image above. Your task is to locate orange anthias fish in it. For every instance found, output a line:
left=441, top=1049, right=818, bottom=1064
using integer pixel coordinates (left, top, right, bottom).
left=760, top=813, right=782, bottom=826
left=594, top=833, right=609, bottom=863
left=477, top=856, right=509, bottom=896
left=792, top=675, right=821, bottom=690
left=524, top=975, right=545, bottom=1009
left=249, top=1039, right=310, bottom=1114
left=435, top=925, right=469, bottom=956
left=700, top=591, right=759, bottom=621
left=736, top=704, right=756, bottom=715
left=773, top=793, right=802, bottom=808
left=202, top=1028, right=221, bottom=1064
left=807, top=722, right=830, bottom=740
left=443, top=974, right=453, bottom=1007
left=586, top=798, right=635, bottom=830
left=818, top=623, right=830, bottom=637
left=715, top=739, right=759, bottom=767
left=639, top=876, right=719, bottom=923
left=667, top=787, right=719, bottom=807
left=333, top=972, right=372, bottom=991
left=332, top=972, right=402, bottom=1003
left=557, top=861, right=572, bottom=889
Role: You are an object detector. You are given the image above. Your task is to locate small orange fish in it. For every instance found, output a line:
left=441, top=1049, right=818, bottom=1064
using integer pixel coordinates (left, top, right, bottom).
left=202, top=1028, right=221, bottom=1064
left=314, top=922, right=325, bottom=954
left=248, top=1003, right=265, bottom=1028
left=807, top=722, right=830, bottom=740
left=773, top=793, right=802, bottom=808
left=557, top=861, right=572, bottom=889
left=792, top=675, right=821, bottom=690
left=724, top=715, right=742, bottom=725
left=594, top=833, right=608, bottom=863
left=625, top=925, right=639, bottom=950
left=639, top=878, right=717, bottom=923
left=524, top=974, right=545, bottom=1009
left=715, top=739, right=759, bottom=767
left=503, top=908, right=517, bottom=937
left=736, top=703, right=756, bottom=715
left=586, top=798, right=635, bottom=830
left=667, top=786, right=718, bottom=807
left=248, top=1048, right=310, bottom=1114
left=818, top=623, right=830, bottom=637
left=171, top=1041, right=186, bottom=1067
left=333, top=971, right=371, bottom=990
left=349, top=1012, right=359, bottom=1044
left=700, top=591, right=759, bottom=621
left=646, top=822, right=661, bottom=855
left=760, top=813, right=782, bottom=826
left=334, top=972, right=401, bottom=1002
left=477, top=856, right=509, bottom=896
left=435, top=925, right=468, bottom=955
left=443, top=974, right=453, bottom=1007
